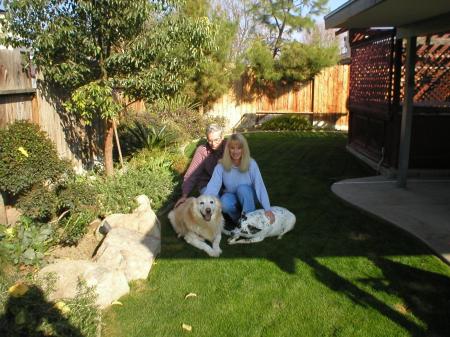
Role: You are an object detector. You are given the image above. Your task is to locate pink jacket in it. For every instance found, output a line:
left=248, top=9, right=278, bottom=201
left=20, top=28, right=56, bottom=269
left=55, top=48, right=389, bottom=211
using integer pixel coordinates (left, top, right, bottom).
left=181, top=141, right=226, bottom=196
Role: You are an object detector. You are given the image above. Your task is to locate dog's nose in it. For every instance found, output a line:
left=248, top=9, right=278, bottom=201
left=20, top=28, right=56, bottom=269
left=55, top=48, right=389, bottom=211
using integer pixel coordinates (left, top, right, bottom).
left=205, top=208, right=211, bottom=214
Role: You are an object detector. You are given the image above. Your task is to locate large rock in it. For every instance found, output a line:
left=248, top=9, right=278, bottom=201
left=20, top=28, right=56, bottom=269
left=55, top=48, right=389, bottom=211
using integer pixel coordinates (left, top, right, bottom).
left=38, top=260, right=129, bottom=308
left=95, top=195, right=160, bottom=239
left=94, top=227, right=160, bottom=281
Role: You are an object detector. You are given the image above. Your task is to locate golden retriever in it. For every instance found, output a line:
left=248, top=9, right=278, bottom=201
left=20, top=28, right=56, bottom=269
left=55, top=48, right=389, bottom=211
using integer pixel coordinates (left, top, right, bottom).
left=168, top=195, right=224, bottom=257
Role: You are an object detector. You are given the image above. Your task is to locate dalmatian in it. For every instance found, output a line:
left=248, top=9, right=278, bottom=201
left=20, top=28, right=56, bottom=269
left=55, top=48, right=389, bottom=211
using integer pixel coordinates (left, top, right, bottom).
left=228, top=206, right=296, bottom=244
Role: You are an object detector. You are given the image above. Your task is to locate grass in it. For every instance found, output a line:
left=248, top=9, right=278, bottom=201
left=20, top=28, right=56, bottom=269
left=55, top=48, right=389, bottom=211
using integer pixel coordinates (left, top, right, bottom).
left=102, top=131, right=450, bottom=337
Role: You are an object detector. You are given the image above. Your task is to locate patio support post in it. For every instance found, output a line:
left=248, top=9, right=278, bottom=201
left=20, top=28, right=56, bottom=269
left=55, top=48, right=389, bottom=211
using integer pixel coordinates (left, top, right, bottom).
left=397, top=36, right=416, bottom=188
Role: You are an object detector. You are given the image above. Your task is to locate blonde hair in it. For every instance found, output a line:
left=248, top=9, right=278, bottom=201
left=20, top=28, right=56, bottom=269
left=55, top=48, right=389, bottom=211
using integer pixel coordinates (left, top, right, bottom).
left=220, top=133, right=251, bottom=172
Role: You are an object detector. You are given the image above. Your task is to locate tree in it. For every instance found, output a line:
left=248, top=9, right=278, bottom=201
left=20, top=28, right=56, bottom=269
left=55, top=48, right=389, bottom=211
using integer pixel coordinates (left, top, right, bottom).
left=248, top=0, right=328, bottom=58
left=2, top=0, right=215, bottom=176
left=175, top=0, right=238, bottom=109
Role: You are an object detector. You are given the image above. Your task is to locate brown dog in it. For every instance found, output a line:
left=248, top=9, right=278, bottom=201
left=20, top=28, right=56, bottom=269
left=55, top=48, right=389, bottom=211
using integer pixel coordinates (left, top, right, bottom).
left=168, top=195, right=224, bottom=257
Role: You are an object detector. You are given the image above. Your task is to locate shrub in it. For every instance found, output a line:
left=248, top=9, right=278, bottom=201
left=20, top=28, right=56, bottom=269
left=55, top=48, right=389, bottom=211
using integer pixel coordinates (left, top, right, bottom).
left=118, top=116, right=179, bottom=157
left=57, top=178, right=98, bottom=215
left=0, top=120, right=71, bottom=195
left=94, top=148, right=178, bottom=215
left=55, top=177, right=99, bottom=246
left=149, top=95, right=225, bottom=140
left=16, top=186, right=58, bottom=222
left=260, top=114, right=312, bottom=131
left=57, top=211, right=95, bottom=246
left=0, top=216, right=54, bottom=266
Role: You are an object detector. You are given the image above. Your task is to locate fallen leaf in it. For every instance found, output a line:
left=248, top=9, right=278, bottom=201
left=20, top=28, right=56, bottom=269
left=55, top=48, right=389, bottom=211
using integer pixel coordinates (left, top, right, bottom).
left=184, top=292, right=197, bottom=299
left=8, top=282, right=29, bottom=297
left=111, top=300, right=123, bottom=306
left=182, top=323, right=192, bottom=332
left=17, top=147, right=29, bottom=157
left=54, top=301, right=71, bottom=314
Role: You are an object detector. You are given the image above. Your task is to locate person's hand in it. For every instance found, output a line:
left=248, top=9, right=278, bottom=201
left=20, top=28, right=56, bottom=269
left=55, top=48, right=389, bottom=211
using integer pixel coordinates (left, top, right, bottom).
left=265, top=210, right=275, bottom=224
left=175, top=196, right=187, bottom=208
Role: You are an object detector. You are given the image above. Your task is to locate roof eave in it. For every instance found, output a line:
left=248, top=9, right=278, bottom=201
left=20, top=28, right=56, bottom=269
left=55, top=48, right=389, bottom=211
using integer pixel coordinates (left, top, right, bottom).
left=324, top=0, right=386, bottom=29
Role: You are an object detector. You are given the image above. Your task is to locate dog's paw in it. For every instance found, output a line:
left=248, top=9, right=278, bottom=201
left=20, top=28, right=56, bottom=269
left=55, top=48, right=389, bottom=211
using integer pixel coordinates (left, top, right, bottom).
left=227, top=237, right=238, bottom=245
left=208, top=249, right=221, bottom=257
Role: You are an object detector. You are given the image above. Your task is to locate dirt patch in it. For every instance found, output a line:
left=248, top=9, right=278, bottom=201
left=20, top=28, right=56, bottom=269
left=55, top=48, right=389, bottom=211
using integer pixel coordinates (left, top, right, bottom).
left=47, top=219, right=102, bottom=262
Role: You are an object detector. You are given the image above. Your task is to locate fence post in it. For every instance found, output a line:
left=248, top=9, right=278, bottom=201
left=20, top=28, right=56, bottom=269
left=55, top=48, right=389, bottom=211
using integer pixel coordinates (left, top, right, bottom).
left=0, top=192, right=7, bottom=225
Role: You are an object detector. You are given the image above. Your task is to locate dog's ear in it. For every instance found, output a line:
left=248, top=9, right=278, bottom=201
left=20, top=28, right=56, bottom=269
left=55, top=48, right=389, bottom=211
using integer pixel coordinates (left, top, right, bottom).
left=214, top=197, right=222, bottom=210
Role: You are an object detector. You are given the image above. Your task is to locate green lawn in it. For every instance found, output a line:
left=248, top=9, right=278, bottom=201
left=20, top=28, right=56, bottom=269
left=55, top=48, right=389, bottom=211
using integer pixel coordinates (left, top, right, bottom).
left=102, top=131, right=450, bottom=337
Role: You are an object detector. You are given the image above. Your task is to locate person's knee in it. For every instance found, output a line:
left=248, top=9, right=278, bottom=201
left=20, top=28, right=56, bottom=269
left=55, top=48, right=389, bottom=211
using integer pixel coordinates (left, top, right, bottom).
left=236, top=184, right=253, bottom=196
left=221, top=195, right=237, bottom=213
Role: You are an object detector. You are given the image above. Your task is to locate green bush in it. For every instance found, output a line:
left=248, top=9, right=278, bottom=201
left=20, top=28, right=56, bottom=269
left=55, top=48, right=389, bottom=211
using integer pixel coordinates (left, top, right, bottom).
left=94, top=148, right=178, bottom=215
left=260, top=114, right=312, bottom=131
left=57, top=211, right=95, bottom=246
left=0, top=120, right=71, bottom=195
left=16, top=186, right=58, bottom=222
left=55, top=177, right=98, bottom=246
left=118, top=116, right=179, bottom=157
left=0, top=216, right=54, bottom=266
left=57, top=178, right=98, bottom=215
left=149, top=95, right=225, bottom=140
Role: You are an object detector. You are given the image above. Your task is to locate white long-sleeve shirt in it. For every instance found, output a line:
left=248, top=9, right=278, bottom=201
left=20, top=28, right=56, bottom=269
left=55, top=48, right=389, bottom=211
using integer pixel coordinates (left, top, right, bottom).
left=204, top=158, right=271, bottom=211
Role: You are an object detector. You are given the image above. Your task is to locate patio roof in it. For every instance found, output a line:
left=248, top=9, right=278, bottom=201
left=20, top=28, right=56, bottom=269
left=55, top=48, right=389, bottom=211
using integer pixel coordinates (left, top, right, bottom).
left=325, top=0, right=450, bottom=188
left=325, top=0, right=450, bottom=37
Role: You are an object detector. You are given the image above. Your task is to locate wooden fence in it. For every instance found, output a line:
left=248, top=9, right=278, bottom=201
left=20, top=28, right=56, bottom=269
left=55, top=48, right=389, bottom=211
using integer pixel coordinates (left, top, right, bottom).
left=0, top=49, right=101, bottom=171
left=1, top=49, right=350, bottom=174
left=206, top=64, right=350, bottom=131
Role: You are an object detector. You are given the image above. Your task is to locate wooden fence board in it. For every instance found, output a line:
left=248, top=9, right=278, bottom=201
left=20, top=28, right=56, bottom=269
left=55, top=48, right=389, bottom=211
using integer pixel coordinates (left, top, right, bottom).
left=207, top=65, right=350, bottom=130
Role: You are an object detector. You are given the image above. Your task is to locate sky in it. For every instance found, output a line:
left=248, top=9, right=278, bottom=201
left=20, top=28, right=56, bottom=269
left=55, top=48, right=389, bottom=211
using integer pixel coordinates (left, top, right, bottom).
left=327, top=0, right=349, bottom=13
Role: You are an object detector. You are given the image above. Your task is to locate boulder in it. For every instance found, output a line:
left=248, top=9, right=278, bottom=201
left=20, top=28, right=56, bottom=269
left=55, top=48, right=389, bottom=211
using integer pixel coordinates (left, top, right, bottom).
left=94, top=227, right=160, bottom=281
left=38, top=260, right=129, bottom=308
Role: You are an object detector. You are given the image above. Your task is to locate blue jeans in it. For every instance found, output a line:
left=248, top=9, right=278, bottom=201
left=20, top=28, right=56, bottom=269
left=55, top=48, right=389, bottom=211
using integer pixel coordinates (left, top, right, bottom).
left=220, top=185, right=257, bottom=223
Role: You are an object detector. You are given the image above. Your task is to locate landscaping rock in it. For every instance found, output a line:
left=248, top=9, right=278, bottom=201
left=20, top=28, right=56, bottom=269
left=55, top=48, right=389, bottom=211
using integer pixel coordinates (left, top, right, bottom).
left=94, top=227, right=160, bottom=281
left=38, top=260, right=130, bottom=308
left=95, top=195, right=160, bottom=239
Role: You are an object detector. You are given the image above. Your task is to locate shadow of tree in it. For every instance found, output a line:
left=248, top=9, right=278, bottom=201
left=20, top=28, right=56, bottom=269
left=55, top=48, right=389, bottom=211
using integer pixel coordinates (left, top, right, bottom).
left=38, top=80, right=103, bottom=169
left=0, top=285, right=84, bottom=337
left=367, top=257, right=450, bottom=336
left=155, top=132, right=450, bottom=335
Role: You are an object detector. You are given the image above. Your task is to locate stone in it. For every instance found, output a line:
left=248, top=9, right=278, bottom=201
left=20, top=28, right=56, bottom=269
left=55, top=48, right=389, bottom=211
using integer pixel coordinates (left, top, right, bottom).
left=95, top=195, right=160, bottom=240
left=94, top=227, right=160, bottom=281
left=38, top=259, right=129, bottom=308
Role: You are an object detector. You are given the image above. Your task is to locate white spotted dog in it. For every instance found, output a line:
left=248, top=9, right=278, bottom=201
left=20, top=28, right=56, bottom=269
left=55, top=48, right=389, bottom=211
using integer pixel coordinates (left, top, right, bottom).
left=228, top=206, right=296, bottom=244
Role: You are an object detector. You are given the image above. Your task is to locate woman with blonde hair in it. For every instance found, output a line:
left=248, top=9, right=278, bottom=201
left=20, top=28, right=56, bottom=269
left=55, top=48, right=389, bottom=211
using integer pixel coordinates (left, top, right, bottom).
left=204, top=133, right=274, bottom=227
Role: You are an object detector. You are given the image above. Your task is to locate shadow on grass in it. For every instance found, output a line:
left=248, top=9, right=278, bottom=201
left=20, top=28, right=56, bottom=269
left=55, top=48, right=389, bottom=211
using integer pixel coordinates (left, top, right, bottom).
left=153, top=131, right=450, bottom=336
left=0, top=285, right=83, bottom=337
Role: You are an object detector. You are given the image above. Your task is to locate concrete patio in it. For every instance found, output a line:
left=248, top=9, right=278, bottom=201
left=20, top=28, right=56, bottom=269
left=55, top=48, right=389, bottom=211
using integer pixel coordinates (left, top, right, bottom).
left=332, top=176, right=450, bottom=264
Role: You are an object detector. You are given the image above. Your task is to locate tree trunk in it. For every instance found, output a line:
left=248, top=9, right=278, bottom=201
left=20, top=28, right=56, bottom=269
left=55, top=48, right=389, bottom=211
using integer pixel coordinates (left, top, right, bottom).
left=0, top=192, right=7, bottom=225
left=104, top=118, right=114, bottom=176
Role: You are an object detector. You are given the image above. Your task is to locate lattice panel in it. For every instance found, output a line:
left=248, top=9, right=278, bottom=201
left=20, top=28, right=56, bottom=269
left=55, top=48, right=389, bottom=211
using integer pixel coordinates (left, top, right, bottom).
left=349, top=30, right=395, bottom=111
left=400, top=33, right=450, bottom=104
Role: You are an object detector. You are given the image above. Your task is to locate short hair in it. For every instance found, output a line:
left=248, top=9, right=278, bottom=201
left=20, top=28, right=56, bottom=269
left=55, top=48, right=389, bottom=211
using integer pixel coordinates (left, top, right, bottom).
left=220, top=133, right=251, bottom=172
left=206, top=124, right=223, bottom=137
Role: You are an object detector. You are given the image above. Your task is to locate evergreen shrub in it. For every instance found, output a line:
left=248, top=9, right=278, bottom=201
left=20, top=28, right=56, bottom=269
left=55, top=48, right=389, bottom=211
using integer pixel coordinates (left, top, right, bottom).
left=260, top=114, right=312, bottom=131
left=16, top=186, right=58, bottom=222
left=0, top=121, right=71, bottom=195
